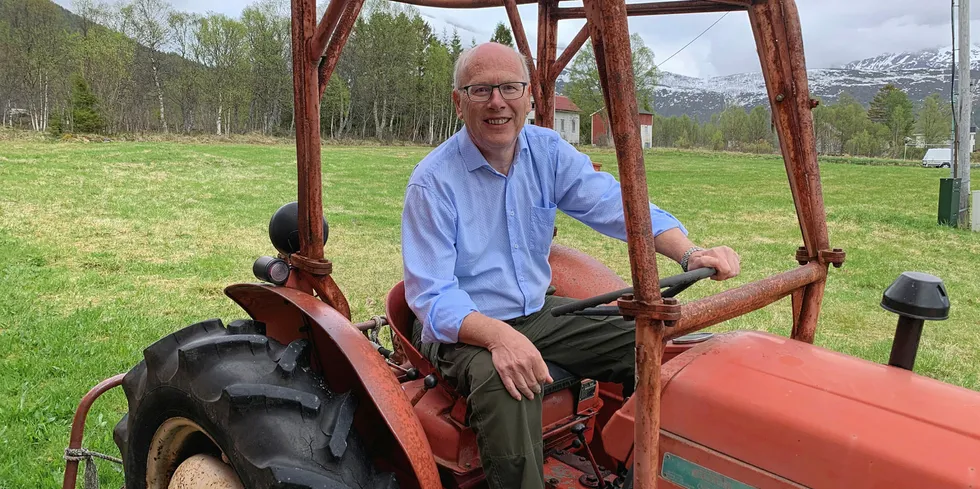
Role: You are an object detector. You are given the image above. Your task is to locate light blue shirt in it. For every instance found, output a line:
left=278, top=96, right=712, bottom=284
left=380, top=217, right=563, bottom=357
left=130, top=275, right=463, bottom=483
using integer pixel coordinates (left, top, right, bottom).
left=401, top=124, right=687, bottom=344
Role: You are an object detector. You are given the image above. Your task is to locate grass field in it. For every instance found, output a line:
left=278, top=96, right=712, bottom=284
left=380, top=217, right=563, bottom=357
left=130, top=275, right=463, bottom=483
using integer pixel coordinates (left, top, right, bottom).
left=1, top=139, right=978, bottom=488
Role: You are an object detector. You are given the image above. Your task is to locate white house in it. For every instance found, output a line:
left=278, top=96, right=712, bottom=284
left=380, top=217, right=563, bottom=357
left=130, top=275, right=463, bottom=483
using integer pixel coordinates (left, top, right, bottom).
left=526, top=95, right=582, bottom=145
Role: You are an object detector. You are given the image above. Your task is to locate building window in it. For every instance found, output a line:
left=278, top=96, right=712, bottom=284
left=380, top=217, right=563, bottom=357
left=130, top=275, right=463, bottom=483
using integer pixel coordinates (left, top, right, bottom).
left=561, top=119, right=565, bottom=131
left=573, top=120, right=576, bottom=133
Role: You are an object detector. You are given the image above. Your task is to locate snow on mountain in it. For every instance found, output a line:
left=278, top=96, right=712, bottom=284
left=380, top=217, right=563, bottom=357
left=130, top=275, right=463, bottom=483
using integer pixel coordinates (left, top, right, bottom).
left=842, top=44, right=980, bottom=71
left=652, top=45, right=977, bottom=122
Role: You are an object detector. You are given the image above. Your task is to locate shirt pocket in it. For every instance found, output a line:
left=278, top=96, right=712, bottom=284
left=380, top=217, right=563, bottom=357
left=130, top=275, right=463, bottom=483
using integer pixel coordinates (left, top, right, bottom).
left=528, top=202, right=557, bottom=253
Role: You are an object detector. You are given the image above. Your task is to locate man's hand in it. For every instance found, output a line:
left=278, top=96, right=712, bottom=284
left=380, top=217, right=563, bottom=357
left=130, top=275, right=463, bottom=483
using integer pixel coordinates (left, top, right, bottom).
left=688, top=246, right=740, bottom=281
left=653, top=229, right=740, bottom=281
left=457, top=312, right=553, bottom=401
left=486, top=327, right=553, bottom=401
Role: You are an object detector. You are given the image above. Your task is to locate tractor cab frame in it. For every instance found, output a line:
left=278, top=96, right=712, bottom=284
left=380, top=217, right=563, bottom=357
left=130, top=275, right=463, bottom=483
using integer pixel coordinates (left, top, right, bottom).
left=282, top=2, right=838, bottom=487
left=62, top=1, right=980, bottom=489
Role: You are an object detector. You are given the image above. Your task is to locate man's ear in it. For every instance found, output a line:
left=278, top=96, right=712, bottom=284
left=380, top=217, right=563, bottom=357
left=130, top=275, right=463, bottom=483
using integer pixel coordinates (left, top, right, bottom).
left=452, top=90, right=463, bottom=119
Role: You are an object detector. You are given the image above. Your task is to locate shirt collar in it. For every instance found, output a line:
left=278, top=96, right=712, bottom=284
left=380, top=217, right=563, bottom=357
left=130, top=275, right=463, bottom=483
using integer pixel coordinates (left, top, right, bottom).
left=458, top=125, right=530, bottom=173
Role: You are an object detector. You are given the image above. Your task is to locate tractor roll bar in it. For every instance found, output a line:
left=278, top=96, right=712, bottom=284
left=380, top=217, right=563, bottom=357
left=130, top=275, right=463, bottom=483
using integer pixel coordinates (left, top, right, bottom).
left=667, top=262, right=827, bottom=341
left=391, top=0, right=751, bottom=16
left=289, top=0, right=836, bottom=487
left=579, top=2, right=667, bottom=486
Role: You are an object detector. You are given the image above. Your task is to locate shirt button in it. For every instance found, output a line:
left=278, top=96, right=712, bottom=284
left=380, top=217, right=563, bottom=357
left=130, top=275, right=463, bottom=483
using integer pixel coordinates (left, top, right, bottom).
left=509, top=211, right=515, bottom=216
left=513, top=244, right=519, bottom=249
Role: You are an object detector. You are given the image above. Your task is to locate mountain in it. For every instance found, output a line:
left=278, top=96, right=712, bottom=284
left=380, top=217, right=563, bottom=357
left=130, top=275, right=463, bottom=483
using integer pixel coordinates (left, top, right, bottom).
left=652, top=44, right=980, bottom=123
left=842, top=45, right=980, bottom=71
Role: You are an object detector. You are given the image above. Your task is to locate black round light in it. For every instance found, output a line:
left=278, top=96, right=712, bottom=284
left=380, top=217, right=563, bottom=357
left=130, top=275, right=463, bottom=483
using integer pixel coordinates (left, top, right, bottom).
left=269, top=202, right=329, bottom=255
left=253, top=256, right=291, bottom=285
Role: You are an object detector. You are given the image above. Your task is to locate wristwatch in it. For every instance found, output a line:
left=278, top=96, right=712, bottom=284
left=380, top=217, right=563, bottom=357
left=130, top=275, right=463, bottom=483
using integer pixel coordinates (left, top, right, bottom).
left=680, top=246, right=705, bottom=272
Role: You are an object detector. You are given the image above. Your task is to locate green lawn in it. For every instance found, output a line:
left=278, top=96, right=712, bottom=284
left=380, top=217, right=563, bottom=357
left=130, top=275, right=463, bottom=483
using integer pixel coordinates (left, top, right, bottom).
left=0, top=139, right=977, bottom=488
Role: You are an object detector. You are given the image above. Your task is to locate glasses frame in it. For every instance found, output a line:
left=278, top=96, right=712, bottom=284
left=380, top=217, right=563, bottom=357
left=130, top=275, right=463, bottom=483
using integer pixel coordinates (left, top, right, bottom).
left=458, top=81, right=529, bottom=102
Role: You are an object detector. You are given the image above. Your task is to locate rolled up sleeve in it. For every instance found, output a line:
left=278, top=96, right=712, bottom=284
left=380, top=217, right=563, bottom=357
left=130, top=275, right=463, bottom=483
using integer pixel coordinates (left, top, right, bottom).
left=401, top=184, right=478, bottom=344
left=552, top=137, right=687, bottom=239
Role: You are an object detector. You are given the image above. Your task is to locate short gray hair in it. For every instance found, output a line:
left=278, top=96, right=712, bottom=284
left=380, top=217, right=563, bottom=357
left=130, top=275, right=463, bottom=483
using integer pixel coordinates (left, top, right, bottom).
left=453, top=43, right=531, bottom=89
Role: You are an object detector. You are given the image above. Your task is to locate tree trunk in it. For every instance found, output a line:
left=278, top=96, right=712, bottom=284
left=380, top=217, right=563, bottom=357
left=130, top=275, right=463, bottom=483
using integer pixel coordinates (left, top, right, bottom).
left=217, top=93, right=223, bottom=135
left=372, top=99, right=380, bottom=139
left=41, top=74, right=49, bottom=132
left=387, top=105, right=396, bottom=141
left=428, top=97, right=435, bottom=145
left=150, top=56, right=168, bottom=133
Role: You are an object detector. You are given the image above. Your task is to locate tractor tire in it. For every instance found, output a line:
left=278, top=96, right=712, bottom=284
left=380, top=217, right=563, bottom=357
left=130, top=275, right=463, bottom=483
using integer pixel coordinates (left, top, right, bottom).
left=113, top=318, right=398, bottom=489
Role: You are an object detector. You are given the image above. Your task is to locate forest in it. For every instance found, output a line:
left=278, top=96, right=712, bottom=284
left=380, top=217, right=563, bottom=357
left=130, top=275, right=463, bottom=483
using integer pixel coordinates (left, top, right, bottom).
left=0, top=0, right=953, bottom=158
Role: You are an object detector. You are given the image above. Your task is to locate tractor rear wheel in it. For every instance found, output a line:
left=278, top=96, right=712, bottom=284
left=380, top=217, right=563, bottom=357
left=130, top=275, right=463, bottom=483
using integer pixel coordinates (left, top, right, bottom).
left=113, top=318, right=398, bottom=489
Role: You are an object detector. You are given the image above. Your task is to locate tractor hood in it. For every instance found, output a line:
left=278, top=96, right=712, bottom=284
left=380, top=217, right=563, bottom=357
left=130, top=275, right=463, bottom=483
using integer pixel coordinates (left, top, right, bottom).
left=656, top=331, right=980, bottom=488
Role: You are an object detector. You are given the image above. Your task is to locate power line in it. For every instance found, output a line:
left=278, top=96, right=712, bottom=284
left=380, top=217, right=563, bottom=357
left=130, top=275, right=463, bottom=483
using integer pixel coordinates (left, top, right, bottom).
left=655, top=12, right=730, bottom=70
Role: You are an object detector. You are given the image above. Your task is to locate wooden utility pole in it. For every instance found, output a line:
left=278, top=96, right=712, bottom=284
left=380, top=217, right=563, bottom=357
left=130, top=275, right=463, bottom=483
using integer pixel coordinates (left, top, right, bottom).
left=955, top=0, right=972, bottom=228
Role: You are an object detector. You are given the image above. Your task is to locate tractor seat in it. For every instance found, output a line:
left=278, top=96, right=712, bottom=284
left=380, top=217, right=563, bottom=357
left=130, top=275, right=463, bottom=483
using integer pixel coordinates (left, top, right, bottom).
left=384, top=281, right=581, bottom=397
left=542, top=361, right=580, bottom=395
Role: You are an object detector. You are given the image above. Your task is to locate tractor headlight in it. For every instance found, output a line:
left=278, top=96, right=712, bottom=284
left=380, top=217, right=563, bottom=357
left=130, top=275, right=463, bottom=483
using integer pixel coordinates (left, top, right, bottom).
left=253, top=256, right=291, bottom=285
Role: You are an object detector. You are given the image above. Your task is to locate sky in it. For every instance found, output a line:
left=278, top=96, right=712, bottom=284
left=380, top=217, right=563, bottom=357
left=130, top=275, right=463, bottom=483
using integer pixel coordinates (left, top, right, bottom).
left=54, top=0, right=980, bottom=78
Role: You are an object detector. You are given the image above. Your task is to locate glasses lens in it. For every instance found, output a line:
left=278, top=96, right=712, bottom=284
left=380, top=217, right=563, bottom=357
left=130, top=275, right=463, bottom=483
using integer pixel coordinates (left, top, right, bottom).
left=500, top=83, right=523, bottom=99
left=468, top=85, right=492, bottom=101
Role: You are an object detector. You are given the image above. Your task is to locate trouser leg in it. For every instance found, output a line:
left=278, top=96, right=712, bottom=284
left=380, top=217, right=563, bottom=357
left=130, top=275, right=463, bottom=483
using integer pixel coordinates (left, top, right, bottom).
left=415, top=322, right=545, bottom=489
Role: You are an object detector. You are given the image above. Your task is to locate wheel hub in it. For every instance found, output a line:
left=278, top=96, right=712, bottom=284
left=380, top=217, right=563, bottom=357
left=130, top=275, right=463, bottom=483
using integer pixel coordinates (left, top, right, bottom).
left=146, top=417, right=243, bottom=489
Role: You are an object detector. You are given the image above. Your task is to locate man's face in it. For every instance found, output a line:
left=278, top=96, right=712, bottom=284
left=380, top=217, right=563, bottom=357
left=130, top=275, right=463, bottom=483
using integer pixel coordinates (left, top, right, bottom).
left=452, top=46, right=531, bottom=154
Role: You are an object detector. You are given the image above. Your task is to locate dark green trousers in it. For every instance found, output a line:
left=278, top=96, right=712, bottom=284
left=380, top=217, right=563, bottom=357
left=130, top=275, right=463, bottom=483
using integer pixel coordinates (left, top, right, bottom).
left=413, top=295, right=636, bottom=489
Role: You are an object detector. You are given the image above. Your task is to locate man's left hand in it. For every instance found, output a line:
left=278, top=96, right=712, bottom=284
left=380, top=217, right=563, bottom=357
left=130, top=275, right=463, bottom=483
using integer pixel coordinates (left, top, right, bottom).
left=687, top=246, right=740, bottom=281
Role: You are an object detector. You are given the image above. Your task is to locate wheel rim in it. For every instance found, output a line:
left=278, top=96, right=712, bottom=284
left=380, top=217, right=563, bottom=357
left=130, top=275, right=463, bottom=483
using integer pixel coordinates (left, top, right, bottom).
left=146, top=417, right=244, bottom=489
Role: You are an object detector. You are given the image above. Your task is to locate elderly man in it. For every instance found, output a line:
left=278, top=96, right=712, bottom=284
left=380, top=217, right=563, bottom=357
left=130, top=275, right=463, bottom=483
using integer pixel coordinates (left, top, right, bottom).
left=401, top=42, right=740, bottom=488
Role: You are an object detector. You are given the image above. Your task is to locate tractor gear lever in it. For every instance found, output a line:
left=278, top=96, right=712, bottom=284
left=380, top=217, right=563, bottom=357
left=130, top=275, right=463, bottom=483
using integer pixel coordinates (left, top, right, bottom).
left=410, top=374, right=439, bottom=406
left=571, top=423, right=605, bottom=488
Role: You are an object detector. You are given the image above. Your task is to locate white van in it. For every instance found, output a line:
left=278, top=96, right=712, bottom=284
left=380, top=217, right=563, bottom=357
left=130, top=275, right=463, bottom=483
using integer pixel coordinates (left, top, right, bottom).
left=922, top=148, right=951, bottom=168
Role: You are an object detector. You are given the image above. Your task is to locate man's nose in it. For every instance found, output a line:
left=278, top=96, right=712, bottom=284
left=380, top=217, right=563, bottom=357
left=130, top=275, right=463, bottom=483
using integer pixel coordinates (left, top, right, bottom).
left=486, top=87, right=507, bottom=108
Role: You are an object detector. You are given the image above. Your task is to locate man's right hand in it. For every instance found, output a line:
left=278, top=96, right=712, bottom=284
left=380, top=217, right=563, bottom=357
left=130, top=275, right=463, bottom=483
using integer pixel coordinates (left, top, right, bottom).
left=458, top=312, right=553, bottom=401
left=486, top=327, right=553, bottom=401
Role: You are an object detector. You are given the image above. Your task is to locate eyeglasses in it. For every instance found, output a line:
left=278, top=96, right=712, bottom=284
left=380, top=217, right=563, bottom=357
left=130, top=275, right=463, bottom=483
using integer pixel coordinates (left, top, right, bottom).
left=458, top=82, right=528, bottom=102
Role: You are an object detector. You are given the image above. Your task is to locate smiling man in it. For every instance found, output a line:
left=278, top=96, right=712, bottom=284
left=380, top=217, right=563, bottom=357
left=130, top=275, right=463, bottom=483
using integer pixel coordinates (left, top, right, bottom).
left=401, top=42, right=740, bottom=488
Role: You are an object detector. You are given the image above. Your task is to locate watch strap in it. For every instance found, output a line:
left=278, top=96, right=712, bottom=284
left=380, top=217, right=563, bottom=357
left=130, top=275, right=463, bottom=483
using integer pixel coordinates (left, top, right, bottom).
left=680, top=246, right=706, bottom=272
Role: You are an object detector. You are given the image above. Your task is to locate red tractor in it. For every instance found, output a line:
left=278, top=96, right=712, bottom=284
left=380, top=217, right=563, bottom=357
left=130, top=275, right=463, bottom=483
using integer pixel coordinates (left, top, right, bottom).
left=64, top=1, right=980, bottom=488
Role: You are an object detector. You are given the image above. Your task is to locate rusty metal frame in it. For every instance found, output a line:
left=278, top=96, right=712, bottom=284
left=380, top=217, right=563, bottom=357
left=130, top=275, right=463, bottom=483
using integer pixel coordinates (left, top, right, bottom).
left=286, top=1, right=838, bottom=488
left=556, top=1, right=750, bottom=20
left=63, top=1, right=839, bottom=488
left=62, top=374, right=126, bottom=489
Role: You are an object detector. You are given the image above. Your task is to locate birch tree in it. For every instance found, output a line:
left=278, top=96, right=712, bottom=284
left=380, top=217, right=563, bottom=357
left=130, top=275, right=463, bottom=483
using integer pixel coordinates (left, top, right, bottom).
left=194, top=14, right=247, bottom=135
left=121, top=0, right=171, bottom=132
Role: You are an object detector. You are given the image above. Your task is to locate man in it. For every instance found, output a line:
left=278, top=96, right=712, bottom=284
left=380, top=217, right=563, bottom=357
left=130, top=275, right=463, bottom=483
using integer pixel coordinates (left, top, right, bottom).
left=401, top=42, right=740, bottom=489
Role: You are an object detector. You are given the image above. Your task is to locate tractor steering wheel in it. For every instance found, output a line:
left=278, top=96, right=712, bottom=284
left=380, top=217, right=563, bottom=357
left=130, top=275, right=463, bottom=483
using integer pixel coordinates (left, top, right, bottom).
left=549, top=267, right=717, bottom=318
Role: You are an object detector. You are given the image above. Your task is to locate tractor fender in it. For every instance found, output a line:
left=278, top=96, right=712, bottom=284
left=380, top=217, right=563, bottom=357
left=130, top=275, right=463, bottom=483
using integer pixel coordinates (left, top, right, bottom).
left=548, top=243, right=629, bottom=299
left=225, top=283, right=442, bottom=489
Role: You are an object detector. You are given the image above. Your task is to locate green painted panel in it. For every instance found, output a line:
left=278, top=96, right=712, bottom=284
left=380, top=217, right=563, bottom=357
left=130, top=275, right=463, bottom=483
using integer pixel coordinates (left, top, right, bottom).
left=661, top=452, right=756, bottom=489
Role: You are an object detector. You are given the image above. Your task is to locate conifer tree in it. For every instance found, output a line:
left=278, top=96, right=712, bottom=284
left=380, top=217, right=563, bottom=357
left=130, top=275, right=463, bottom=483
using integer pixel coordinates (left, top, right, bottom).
left=489, top=22, right=513, bottom=47
left=70, top=73, right=105, bottom=133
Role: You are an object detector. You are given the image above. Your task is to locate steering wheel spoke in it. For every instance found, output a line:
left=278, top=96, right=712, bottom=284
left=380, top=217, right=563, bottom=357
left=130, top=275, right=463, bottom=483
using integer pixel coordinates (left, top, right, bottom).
left=550, top=267, right=716, bottom=318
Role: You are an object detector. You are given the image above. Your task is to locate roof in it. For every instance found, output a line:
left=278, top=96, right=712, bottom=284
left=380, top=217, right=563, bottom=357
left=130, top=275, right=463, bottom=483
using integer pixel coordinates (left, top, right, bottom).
left=555, top=95, right=581, bottom=113
left=638, top=108, right=653, bottom=115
